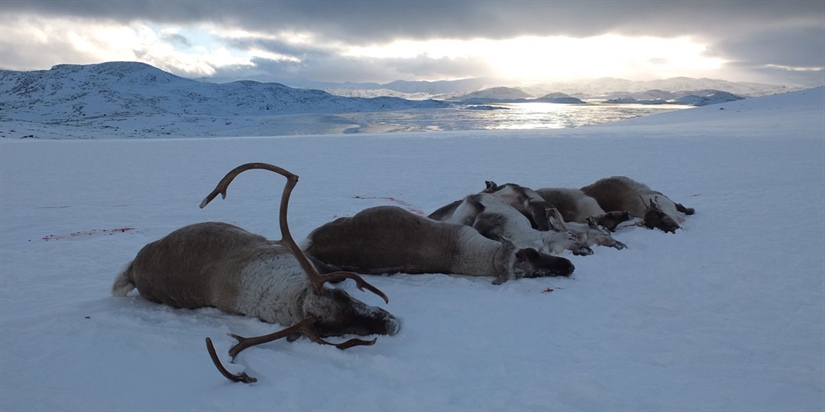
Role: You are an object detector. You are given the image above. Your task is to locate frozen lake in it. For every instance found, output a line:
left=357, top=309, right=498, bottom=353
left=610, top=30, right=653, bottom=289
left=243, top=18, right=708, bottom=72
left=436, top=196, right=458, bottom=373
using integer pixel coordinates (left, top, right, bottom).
left=1, top=102, right=693, bottom=140
left=321, top=102, right=693, bottom=134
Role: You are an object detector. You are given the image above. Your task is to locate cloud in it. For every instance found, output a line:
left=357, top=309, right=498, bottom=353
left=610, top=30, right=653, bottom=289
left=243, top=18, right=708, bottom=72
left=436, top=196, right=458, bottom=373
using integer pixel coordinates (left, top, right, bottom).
left=5, top=1, right=821, bottom=41
left=1, top=1, right=823, bottom=86
left=161, top=32, right=192, bottom=48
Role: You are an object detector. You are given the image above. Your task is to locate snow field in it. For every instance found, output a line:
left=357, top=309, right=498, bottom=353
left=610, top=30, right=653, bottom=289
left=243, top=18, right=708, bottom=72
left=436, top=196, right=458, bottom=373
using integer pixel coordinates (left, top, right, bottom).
left=0, top=88, right=823, bottom=410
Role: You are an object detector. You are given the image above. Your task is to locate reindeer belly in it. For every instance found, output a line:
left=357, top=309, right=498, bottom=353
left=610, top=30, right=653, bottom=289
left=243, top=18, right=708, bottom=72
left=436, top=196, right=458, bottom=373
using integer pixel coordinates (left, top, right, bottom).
left=128, top=222, right=272, bottom=312
left=305, top=206, right=460, bottom=274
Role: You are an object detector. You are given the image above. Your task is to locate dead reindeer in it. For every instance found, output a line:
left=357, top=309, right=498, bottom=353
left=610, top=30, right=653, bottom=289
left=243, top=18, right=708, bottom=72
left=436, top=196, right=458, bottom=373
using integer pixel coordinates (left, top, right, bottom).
left=480, top=182, right=626, bottom=250
left=112, top=163, right=399, bottom=383
left=429, top=193, right=595, bottom=256
left=535, top=188, right=632, bottom=232
left=303, top=205, right=575, bottom=286
left=580, top=176, right=695, bottom=234
left=481, top=181, right=556, bottom=231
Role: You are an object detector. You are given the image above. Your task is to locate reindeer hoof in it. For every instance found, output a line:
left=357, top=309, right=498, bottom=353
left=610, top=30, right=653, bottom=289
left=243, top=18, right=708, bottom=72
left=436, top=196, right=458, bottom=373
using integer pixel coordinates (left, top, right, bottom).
left=612, top=241, right=627, bottom=250
left=573, top=247, right=593, bottom=256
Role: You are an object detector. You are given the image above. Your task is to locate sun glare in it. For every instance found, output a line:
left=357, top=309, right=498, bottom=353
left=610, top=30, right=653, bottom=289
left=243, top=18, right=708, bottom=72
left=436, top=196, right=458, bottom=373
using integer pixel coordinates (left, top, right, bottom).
left=344, top=34, right=726, bottom=82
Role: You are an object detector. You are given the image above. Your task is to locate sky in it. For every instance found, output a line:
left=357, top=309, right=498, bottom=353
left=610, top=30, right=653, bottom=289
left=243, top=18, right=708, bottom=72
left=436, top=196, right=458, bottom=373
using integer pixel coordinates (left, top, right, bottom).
left=1, top=0, right=824, bottom=87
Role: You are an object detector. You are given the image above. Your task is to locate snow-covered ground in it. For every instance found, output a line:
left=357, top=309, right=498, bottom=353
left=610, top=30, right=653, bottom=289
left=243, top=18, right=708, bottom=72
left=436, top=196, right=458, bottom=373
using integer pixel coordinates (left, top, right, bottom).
left=1, top=87, right=823, bottom=411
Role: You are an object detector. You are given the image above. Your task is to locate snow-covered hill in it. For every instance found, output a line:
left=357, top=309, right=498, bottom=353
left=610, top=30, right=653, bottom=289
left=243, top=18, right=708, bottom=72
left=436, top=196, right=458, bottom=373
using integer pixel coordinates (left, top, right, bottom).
left=0, top=62, right=447, bottom=122
left=1, top=87, right=823, bottom=411
left=449, top=86, right=533, bottom=102
left=603, top=90, right=744, bottom=105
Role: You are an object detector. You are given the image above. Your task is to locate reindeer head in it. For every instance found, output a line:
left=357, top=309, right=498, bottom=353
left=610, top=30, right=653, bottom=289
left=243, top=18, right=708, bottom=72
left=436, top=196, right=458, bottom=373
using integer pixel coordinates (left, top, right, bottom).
left=493, top=237, right=575, bottom=284
left=513, top=248, right=575, bottom=279
left=307, top=287, right=400, bottom=338
left=640, top=196, right=680, bottom=234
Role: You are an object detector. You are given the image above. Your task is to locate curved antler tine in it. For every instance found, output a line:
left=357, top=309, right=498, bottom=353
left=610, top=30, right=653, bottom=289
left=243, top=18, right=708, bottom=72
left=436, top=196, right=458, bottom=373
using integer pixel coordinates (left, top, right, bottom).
left=285, top=317, right=378, bottom=349
left=317, top=271, right=389, bottom=304
left=227, top=317, right=317, bottom=359
left=199, top=162, right=389, bottom=303
left=638, top=194, right=650, bottom=211
left=330, top=337, right=378, bottom=350
left=225, top=317, right=377, bottom=359
left=205, top=337, right=258, bottom=383
left=199, top=162, right=297, bottom=209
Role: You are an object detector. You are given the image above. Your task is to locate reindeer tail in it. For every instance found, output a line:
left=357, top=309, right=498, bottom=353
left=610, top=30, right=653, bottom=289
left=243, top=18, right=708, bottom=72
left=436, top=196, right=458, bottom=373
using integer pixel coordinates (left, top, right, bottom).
left=111, top=261, right=136, bottom=297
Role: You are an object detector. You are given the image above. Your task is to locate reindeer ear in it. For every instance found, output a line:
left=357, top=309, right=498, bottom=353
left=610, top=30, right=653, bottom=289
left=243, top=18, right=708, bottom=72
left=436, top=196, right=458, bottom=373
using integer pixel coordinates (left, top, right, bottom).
left=485, top=181, right=498, bottom=192
left=515, top=248, right=539, bottom=263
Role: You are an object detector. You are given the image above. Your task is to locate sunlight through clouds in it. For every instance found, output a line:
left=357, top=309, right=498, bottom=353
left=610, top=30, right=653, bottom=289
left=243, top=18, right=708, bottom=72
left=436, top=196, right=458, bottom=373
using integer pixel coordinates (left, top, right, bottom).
left=343, top=35, right=726, bottom=82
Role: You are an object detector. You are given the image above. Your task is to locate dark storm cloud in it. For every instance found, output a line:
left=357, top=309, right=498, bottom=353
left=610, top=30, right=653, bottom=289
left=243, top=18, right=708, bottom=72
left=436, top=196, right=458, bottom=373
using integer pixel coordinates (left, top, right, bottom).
left=222, top=36, right=332, bottom=61
left=3, top=0, right=823, bottom=85
left=6, top=0, right=822, bottom=42
left=714, top=25, right=825, bottom=68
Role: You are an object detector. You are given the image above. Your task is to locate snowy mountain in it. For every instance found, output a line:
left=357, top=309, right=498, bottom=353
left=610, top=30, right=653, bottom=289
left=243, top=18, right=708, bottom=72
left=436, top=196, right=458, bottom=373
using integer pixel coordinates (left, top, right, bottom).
left=603, top=89, right=744, bottom=106
left=0, top=62, right=447, bottom=124
left=672, top=90, right=744, bottom=106
left=448, top=87, right=533, bottom=103
left=536, top=92, right=585, bottom=104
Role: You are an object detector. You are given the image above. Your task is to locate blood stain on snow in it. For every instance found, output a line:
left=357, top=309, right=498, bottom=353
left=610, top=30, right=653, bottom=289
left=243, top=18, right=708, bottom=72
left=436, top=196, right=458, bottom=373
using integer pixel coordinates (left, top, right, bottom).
left=41, top=227, right=136, bottom=241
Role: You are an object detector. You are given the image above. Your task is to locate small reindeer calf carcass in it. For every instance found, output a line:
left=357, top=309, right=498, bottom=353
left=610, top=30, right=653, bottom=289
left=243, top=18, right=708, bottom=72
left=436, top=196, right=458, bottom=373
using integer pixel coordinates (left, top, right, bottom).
left=429, top=193, right=595, bottom=256
left=580, top=176, right=695, bottom=233
left=112, top=163, right=398, bottom=383
left=303, top=205, right=575, bottom=285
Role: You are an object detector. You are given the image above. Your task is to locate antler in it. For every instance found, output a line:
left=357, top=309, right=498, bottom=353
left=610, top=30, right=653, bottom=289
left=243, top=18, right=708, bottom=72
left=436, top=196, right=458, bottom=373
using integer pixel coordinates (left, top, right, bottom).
left=200, top=163, right=388, bottom=303
left=205, top=337, right=257, bottom=383
left=638, top=194, right=661, bottom=212
left=200, top=163, right=388, bottom=383
left=205, top=317, right=376, bottom=383
left=226, top=317, right=376, bottom=358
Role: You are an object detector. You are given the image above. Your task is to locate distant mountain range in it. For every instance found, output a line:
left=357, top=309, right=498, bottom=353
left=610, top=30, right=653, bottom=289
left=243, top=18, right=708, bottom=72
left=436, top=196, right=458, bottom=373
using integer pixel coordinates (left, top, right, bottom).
left=0, top=62, right=447, bottom=124
left=0, top=61, right=796, bottom=139
left=207, top=73, right=794, bottom=100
